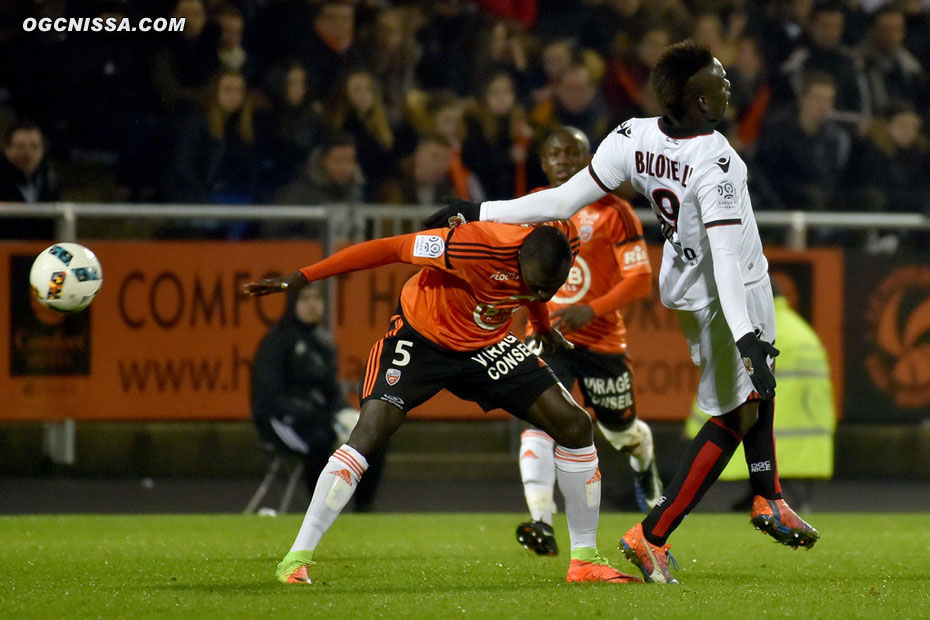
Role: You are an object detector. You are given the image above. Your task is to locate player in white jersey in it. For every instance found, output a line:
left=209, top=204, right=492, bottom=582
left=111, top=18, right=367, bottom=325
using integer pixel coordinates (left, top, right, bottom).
left=425, top=40, right=819, bottom=585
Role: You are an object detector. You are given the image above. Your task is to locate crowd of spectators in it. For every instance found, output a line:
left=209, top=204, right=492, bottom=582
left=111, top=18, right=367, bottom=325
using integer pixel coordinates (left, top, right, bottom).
left=1, top=0, right=929, bottom=247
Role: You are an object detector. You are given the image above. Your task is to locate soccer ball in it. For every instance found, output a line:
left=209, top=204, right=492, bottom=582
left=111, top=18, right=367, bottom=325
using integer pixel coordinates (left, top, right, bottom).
left=29, top=243, right=103, bottom=313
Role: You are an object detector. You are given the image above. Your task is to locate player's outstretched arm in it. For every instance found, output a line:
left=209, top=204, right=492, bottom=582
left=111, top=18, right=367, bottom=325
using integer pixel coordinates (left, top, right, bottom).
left=243, top=272, right=307, bottom=297
left=423, top=168, right=605, bottom=228
left=242, top=235, right=413, bottom=297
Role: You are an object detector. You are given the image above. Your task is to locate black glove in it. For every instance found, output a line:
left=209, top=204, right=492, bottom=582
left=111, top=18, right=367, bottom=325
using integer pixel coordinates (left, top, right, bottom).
left=423, top=198, right=481, bottom=229
left=735, top=333, right=780, bottom=400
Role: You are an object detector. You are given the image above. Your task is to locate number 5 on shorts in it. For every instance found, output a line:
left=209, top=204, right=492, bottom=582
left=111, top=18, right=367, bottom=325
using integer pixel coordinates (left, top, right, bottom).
left=391, top=340, right=413, bottom=366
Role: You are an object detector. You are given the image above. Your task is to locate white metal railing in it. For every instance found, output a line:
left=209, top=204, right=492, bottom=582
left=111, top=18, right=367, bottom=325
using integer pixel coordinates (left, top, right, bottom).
left=5, top=201, right=930, bottom=463
left=3, top=202, right=930, bottom=250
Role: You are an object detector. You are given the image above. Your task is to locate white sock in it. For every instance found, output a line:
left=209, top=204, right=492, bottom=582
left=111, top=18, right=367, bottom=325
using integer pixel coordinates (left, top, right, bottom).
left=519, top=429, right=557, bottom=525
left=554, top=444, right=600, bottom=552
left=290, top=444, right=368, bottom=553
left=597, top=418, right=654, bottom=473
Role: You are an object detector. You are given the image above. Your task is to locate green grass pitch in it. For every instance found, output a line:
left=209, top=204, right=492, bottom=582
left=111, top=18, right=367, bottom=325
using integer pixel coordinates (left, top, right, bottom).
left=2, top=512, right=929, bottom=619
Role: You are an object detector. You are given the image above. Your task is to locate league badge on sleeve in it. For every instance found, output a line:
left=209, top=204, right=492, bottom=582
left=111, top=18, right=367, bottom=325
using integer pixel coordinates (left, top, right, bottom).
left=413, top=235, right=445, bottom=258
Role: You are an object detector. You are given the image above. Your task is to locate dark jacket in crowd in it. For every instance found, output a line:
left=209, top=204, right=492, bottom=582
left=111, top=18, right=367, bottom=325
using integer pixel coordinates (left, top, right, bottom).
left=250, top=286, right=346, bottom=452
left=0, top=155, right=60, bottom=239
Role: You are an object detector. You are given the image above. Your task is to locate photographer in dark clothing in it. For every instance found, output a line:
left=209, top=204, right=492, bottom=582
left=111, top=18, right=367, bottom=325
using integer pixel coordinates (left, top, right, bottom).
left=250, top=281, right=384, bottom=510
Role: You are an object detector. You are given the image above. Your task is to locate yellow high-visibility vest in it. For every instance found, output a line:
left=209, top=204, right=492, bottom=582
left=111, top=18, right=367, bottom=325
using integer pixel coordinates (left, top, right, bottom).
left=685, top=296, right=836, bottom=480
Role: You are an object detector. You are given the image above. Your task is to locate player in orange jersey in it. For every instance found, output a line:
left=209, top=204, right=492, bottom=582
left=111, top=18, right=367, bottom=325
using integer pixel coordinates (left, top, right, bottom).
left=243, top=219, right=642, bottom=585
left=515, top=127, right=662, bottom=558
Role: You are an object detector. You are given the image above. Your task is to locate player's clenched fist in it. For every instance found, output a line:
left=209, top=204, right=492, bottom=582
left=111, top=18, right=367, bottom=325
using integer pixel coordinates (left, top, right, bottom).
left=736, top=333, right=779, bottom=399
left=529, top=328, right=575, bottom=355
left=423, top=198, right=481, bottom=229
left=243, top=272, right=307, bottom=296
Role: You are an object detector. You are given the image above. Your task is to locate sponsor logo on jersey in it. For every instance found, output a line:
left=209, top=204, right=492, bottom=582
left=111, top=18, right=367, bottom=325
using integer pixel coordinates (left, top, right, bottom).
left=715, top=156, right=731, bottom=173
left=623, top=245, right=649, bottom=267
left=576, top=208, right=600, bottom=226
left=413, top=234, right=445, bottom=258
left=580, top=224, right=594, bottom=243
left=552, top=256, right=591, bottom=305
left=469, top=333, right=535, bottom=380
left=865, top=264, right=930, bottom=407
left=472, top=299, right=522, bottom=330
left=490, top=270, right=519, bottom=281
left=385, top=368, right=401, bottom=385
left=616, top=121, right=632, bottom=138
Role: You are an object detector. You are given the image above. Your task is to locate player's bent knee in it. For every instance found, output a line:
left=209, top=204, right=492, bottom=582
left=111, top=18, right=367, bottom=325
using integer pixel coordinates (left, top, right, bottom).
left=554, top=405, right=594, bottom=448
left=347, top=400, right=406, bottom=457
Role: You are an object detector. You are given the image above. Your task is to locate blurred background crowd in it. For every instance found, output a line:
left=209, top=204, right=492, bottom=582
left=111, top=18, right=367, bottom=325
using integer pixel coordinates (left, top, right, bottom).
left=1, top=0, right=929, bottom=247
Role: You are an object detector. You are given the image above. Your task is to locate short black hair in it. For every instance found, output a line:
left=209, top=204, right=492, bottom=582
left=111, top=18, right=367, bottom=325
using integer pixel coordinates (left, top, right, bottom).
left=521, top=225, right=573, bottom=286
left=650, top=39, right=714, bottom=121
left=3, top=120, right=44, bottom=147
left=320, top=132, right=356, bottom=153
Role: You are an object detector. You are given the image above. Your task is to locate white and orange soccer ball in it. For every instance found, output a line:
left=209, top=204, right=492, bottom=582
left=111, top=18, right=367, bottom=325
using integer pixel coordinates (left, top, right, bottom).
left=29, top=242, right=103, bottom=313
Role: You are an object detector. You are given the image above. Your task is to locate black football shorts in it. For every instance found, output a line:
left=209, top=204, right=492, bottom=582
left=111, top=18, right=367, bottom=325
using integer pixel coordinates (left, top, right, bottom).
left=541, top=345, right=636, bottom=426
left=360, top=313, right=558, bottom=416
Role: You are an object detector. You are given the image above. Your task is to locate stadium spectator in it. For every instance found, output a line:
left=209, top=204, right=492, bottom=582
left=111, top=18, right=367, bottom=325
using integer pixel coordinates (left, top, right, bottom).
left=0, top=120, right=59, bottom=239
left=577, top=0, right=653, bottom=60
left=843, top=101, right=930, bottom=250
left=424, top=39, right=821, bottom=585
left=244, top=0, right=317, bottom=77
left=901, top=0, right=930, bottom=81
left=469, top=18, right=532, bottom=99
left=149, top=0, right=219, bottom=111
left=424, top=91, right=485, bottom=202
left=526, top=38, right=579, bottom=106
left=602, top=24, right=672, bottom=126
left=256, top=61, right=323, bottom=194
left=514, top=127, right=660, bottom=559
left=692, top=12, right=738, bottom=68
left=857, top=6, right=929, bottom=118
left=778, top=2, right=871, bottom=124
left=413, top=1, right=484, bottom=95
left=462, top=71, right=540, bottom=200
left=215, top=4, right=257, bottom=84
left=530, top=62, right=611, bottom=144
left=724, top=35, right=773, bottom=154
left=472, top=0, right=538, bottom=32
left=245, top=217, right=643, bottom=586
left=356, top=7, right=420, bottom=127
left=250, top=281, right=385, bottom=510
left=55, top=1, right=157, bottom=200
left=164, top=70, right=261, bottom=205
left=273, top=133, right=363, bottom=207
left=750, top=0, right=812, bottom=82
left=754, top=72, right=851, bottom=212
left=375, top=133, right=456, bottom=206
left=323, top=70, right=396, bottom=199
left=301, top=1, right=366, bottom=103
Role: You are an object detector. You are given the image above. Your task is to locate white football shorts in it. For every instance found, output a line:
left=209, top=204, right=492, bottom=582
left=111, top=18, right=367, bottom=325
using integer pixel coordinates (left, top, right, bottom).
left=675, top=277, right=776, bottom=416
